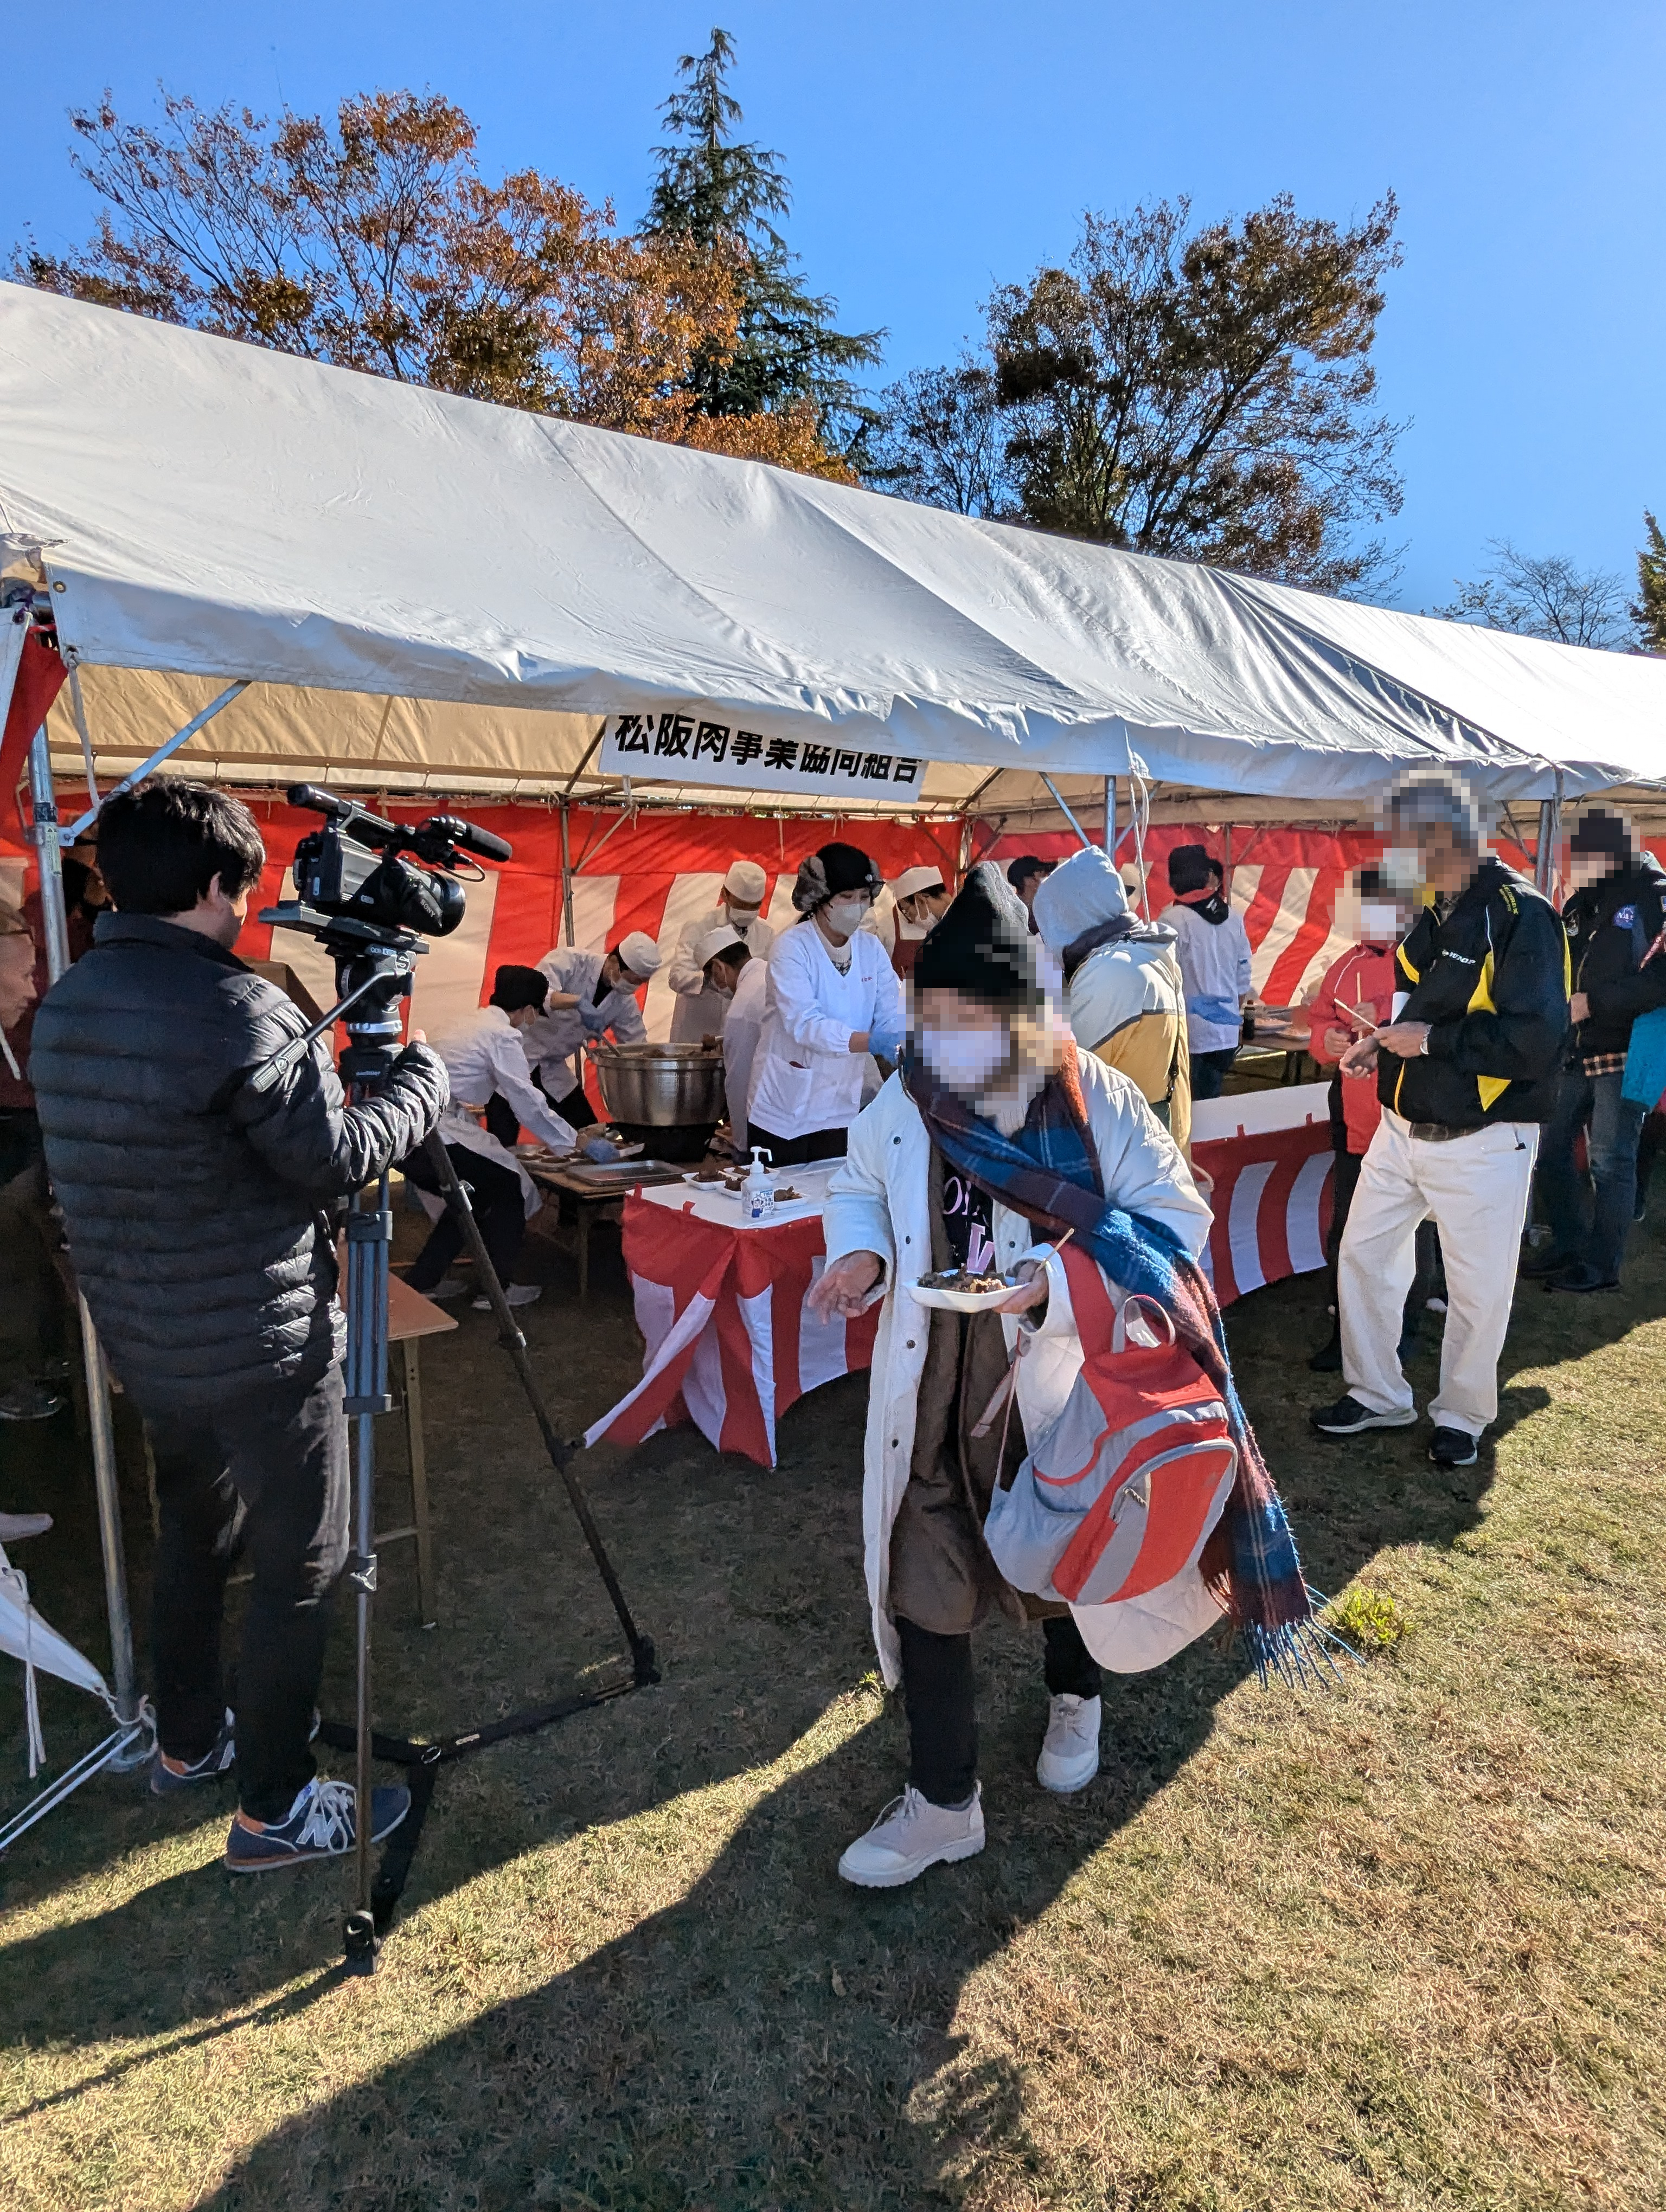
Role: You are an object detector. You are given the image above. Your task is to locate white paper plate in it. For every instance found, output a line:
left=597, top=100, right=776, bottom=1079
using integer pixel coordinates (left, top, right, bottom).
left=905, top=1276, right=1022, bottom=1313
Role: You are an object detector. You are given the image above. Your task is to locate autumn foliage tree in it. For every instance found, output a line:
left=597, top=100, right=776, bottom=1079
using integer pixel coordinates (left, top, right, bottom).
left=874, top=194, right=1405, bottom=592
left=16, top=86, right=855, bottom=478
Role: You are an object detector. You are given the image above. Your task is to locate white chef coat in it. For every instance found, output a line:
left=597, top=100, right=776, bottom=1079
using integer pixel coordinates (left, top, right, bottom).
left=520, top=946, right=649, bottom=1096
left=720, top=955, right=770, bottom=1154
left=665, top=906, right=776, bottom=1042
left=428, top=1004, right=577, bottom=1219
left=747, top=920, right=904, bottom=1140
left=1160, top=900, right=1254, bottom=1054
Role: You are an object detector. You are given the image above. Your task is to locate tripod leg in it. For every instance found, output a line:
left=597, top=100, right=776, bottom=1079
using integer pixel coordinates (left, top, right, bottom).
left=420, top=1133, right=657, bottom=1686
left=343, top=1172, right=393, bottom=1973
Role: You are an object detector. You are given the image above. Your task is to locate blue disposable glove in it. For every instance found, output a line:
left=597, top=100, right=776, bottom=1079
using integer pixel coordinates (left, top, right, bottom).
left=868, top=1026, right=905, bottom=1061
left=582, top=1136, right=621, bottom=1164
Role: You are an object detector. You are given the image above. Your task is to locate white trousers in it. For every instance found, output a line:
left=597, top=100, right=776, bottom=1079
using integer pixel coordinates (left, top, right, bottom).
left=1339, top=1110, right=1539, bottom=1439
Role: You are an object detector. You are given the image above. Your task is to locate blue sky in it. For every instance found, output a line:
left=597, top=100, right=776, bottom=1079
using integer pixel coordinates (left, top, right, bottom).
left=5, top=1, right=1661, bottom=614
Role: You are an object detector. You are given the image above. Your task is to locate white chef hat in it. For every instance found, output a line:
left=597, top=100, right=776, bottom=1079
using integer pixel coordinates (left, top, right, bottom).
left=616, top=930, right=663, bottom=980
left=694, top=923, right=750, bottom=969
left=722, top=859, right=767, bottom=903
left=892, top=864, right=948, bottom=903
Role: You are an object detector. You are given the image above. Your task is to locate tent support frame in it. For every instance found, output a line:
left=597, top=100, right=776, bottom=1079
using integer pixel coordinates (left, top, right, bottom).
left=1535, top=769, right=1565, bottom=897
left=64, top=680, right=251, bottom=841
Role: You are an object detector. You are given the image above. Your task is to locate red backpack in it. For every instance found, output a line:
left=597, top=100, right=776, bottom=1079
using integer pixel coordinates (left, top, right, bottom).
left=984, top=1246, right=1238, bottom=1610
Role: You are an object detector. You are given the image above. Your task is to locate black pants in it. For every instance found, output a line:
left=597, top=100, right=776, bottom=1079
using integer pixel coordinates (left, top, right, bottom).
left=483, top=1072, right=596, bottom=1148
left=146, top=1365, right=348, bottom=1823
left=549, top=1084, right=598, bottom=1131
left=899, top=1614, right=1102, bottom=1809
left=747, top=1122, right=849, bottom=1168
left=1189, top=1046, right=1238, bottom=1101
left=0, top=1110, right=61, bottom=1386
left=402, top=1142, right=528, bottom=1291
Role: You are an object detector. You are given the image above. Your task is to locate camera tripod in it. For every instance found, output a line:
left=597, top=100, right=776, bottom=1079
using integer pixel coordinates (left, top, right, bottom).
left=252, top=923, right=657, bottom=1973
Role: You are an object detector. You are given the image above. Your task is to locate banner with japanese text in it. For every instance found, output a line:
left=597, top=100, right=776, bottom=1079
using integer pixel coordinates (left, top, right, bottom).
left=598, top=707, right=926, bottom=802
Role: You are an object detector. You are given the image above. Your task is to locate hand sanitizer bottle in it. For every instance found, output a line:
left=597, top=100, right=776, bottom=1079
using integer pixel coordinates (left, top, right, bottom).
left=744, top=1144, right=775, bottom=1225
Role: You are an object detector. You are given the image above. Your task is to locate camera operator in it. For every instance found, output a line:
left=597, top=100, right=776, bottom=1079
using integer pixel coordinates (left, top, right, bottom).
left=30, top=780, right=448, bottom=1874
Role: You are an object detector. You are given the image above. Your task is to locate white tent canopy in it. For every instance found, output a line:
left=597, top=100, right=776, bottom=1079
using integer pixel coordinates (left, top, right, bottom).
left=1, top=280, right=1662, bottom=811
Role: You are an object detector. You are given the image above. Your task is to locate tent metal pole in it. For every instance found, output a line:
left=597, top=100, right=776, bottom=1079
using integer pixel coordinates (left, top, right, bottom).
left=558, top=797, right=576, bottom=948
left=1040, top=774, right=1094, bottom=850
left=1104, top=776, right=1116, bottom=853
left=28, top=726, right=140, bottom=1731
left=65, top=679, right=250, bottom=840
left=1535, top=769, right=1564, bottom=897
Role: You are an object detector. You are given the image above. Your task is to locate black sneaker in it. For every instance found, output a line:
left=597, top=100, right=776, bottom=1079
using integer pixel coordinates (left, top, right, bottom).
left=1307, top=1333, right=1343, bottom=1373
left=1428, top=1426, right=1478, bottom=1468
left=1545, top=1263, right=1620, bottom=1295
left=1518, top=1245, right=1569, bottom=1279
left=1309, top=1394, right=1418, bottom=1436
left=225, top=1777, right=411, bottom=1873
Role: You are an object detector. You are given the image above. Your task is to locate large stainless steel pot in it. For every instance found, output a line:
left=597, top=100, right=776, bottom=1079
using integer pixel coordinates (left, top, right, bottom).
left=591, top=1041, right=727, bottom=1128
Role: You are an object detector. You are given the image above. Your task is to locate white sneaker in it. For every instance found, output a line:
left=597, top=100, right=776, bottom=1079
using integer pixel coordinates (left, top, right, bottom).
left=422, top=1276, right=470, bottom=1301
left=472, top=1283, right=543, bottom=1310
left=837, top=1784, right=984, bottom=1888
left=1036, top=1693, right=1101, bottom=1794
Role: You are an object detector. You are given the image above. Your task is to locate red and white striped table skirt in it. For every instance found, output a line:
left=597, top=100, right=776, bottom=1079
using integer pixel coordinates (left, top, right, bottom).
left=585, top=1194, right=879, bottom=1468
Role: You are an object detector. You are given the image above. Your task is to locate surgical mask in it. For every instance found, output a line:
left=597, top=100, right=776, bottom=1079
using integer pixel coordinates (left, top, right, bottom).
left=1381, top=846, right=1421, bottom=895
left=1358, top=902, right=1402, bottom=940
left=725, top=902, right=761, bottom=925
left=824, top=896, right=868, bottom=935
left=919, top=1024, right=1008, bottom=1093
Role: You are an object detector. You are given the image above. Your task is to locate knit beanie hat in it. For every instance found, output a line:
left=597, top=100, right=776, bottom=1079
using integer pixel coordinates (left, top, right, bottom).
left=792, top=841, right=881, bottom=915
left=914, top=861, right=1041, bottom=1007
left=1569, top=807, right=1631, bottom=860
left=1167, top=843, right=1218, bottom=895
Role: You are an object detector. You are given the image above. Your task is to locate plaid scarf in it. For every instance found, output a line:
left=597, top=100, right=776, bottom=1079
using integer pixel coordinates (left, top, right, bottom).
left=904, top=1046, right=1342, bottom=1687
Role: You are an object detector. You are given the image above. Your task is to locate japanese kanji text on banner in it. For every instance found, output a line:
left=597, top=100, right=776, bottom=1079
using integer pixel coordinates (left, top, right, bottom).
left=599, top=709, right=925, bottom=799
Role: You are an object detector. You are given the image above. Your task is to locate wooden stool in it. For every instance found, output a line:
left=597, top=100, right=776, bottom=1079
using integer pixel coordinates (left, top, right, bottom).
left=379, top=1271, right=458, bottom=1626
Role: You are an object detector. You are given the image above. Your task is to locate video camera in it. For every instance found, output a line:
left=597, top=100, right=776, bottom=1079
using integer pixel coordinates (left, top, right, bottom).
left=281, top=783, right=512, bottom=942
left=255, top=783, right=516, bottom=1091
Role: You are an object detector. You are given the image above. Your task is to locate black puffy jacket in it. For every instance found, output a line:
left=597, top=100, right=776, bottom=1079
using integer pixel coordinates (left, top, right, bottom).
left=30, top=913, right=448, bottom=1412
left=1380, top=858, right=1569, bottom=1128
left=1561, top=854, right=1666, bottom=1064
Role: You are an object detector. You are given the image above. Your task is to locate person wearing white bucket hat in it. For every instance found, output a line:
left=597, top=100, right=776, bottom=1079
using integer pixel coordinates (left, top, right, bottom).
left=888, top=864, right=953, bottom=980
left=665, top=858, right=776, bottom=1043
left=690, top=922, right=770, bottom=1153
left=520, top=930, right=663, bottom=1128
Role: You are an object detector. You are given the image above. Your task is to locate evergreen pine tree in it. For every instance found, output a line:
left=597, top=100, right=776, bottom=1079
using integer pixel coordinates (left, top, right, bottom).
left=645, top=29, right=882, bottom=456
left=1635, top=511, right=1666, bottom=654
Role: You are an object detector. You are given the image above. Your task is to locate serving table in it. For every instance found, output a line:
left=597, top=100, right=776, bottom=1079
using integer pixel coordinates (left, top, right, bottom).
left=584, top=1162, right=879, bottom=1468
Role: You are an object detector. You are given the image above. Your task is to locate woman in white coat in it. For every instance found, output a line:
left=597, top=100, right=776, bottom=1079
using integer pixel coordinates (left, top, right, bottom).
left=746, top=842, right=905, bottom=1169
left=809, top=866, right=1212, bottom=1888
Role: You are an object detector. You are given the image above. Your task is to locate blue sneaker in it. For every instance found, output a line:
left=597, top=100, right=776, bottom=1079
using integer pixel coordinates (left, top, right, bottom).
left=151, top=1710, right=236, bottom=1795
left=151, top=1706, right=320, bottom=1794
left=223, top=1776, right=411, bottom=1873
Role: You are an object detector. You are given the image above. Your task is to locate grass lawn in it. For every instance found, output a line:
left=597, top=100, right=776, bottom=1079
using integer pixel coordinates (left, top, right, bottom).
left=2, top=1193, right=1664, bottom=2211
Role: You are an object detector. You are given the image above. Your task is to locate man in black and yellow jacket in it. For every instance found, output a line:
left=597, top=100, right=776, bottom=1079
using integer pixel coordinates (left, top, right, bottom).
left=1311, top=776, right=1569, bottom=1470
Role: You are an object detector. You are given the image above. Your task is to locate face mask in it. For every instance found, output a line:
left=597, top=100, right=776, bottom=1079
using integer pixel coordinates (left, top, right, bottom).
left=919, top=1025, right=1008, bottom=1094
left=725, top=902, right=761, bottom=925
left=824, top=896, right=868, bottom=935
left=1358, top=902, right=1402, bottom=940
left=1381, top=846, right=1421, bottom=895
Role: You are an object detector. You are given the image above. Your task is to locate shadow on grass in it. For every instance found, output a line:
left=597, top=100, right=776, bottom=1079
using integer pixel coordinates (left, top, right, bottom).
left=10, top=1223, right=1663, bottom=2204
